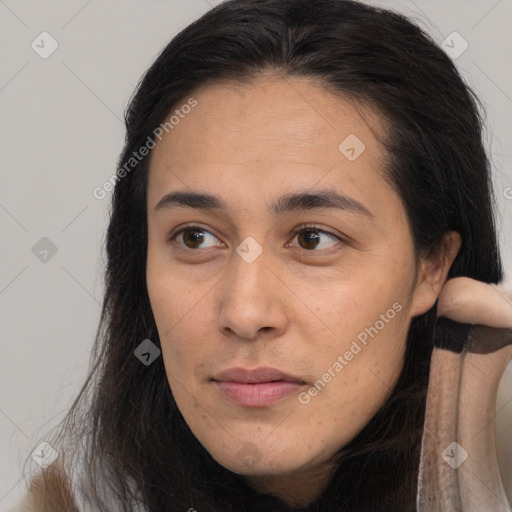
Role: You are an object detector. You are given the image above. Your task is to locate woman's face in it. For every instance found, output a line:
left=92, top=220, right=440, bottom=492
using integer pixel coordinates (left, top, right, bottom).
left=146, top=73, right=443, bottom=504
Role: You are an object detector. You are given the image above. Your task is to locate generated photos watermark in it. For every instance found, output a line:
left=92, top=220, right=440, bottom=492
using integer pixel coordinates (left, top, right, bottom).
left=93, top=97, right=198, bottom=200
left=298, top=301, right=403, bottom=404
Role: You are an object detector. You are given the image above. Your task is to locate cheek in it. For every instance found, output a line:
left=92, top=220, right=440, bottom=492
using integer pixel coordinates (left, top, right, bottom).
left=147, top=265, right=187, bottom=363
left=301, top=280, right=412, bottom=416
left=304, top=316, right=409, bottom=449
left=146, top=266, right=216, bottom=386
left=309, top=274, right=410, bottom=351
left=147, top=244, right=200, bottom=336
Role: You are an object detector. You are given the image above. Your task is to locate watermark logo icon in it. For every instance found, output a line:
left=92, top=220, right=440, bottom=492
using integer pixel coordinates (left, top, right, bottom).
left=134, top=339, right=161, bottom=366
left=338, top=134, right=366, bottom=161
left=442, top=32, right=468, bottom=59
left=32, top=237, right=58, bottom=263
left=31, top=32, right=59, bottom=59
left=441, top=441, right=469, bottom=469
left=236, top=236, right=263, bottom=264
left=31, top=442, right=58, bottom=469
left=236, top=442, right=262, bottom=468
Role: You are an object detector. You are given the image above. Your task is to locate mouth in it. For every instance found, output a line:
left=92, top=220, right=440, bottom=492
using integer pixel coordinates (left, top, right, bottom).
left=212, top=367, right=307, bottom=408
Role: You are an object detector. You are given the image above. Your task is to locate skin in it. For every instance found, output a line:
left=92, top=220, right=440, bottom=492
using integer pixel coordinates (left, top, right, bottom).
left=438, top=277, right=512, bottom=329
left=145, top=71, right=461, bottom=507
left=418, top=278, right=512, bottom=512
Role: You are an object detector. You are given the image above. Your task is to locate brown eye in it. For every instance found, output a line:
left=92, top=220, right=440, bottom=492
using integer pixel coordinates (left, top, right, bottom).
left=291, top=227, right=341, bottom=251
left=169, top=227, right=221, bottom=250
left=182, top=228, right=206, bottom=249
left=297, top=230, right=321, bottom=250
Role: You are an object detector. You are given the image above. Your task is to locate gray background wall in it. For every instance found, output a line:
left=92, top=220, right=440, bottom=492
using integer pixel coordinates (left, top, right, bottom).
left=0, top=0, right=511, bottom=509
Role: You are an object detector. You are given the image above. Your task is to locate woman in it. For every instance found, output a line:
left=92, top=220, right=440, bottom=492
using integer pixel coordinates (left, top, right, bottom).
left=12, top=0, right=511, bottom=510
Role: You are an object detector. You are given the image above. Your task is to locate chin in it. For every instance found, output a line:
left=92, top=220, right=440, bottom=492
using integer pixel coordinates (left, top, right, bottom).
left=203, top=436, right=310, bottom=477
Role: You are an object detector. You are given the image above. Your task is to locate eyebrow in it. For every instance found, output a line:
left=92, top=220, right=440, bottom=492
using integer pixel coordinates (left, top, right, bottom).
left=154, top=189, right=373, bottom=218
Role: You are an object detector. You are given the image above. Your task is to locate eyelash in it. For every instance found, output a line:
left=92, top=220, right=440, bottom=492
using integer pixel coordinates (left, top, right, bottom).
left=167, top=224, right=345, bottom=254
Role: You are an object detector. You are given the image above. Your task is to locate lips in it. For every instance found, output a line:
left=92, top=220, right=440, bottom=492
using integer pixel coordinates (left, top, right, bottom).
left=212, top=367, right=306, bottom=407
left=213, top=366, right=305, bottom=384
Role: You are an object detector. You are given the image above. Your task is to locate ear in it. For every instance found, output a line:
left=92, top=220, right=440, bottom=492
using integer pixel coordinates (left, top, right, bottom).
left=410, top=231, right=462, bottom=317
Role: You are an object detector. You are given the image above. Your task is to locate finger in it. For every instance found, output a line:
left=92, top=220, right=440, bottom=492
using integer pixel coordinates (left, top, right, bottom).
left=438, top=277, right=512, bottom=329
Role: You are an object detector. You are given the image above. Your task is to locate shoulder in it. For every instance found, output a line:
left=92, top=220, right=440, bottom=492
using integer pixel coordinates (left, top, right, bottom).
left=8, top=465, right=78, bottom=512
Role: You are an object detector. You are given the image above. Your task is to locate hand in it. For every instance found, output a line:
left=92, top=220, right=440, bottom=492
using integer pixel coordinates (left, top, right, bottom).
left=417, top=276, right=512, bottom=512
left=438, top=276, right=512, bottom=330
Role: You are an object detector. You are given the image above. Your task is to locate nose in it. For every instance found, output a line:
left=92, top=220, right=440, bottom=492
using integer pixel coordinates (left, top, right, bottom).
left=217, top=248, right=289, bottom=341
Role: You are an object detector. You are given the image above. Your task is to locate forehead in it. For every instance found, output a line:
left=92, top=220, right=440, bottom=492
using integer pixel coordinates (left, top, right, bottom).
left=147, top=73, right=391, bottom=214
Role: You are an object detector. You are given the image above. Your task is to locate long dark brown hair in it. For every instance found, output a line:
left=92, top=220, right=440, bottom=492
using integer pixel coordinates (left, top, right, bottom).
left=25, top=1, right=502, bottom=510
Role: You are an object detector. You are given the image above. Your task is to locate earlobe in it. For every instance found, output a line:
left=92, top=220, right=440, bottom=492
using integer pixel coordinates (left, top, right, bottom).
left=410, top=231, right=462, bottom=317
